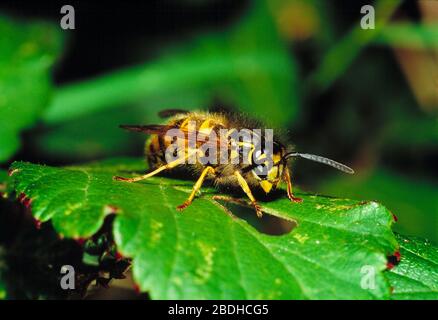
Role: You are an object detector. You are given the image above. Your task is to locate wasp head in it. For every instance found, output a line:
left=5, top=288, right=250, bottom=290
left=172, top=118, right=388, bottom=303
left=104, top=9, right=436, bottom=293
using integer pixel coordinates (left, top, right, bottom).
left=250, top=144, right=285, bottom=194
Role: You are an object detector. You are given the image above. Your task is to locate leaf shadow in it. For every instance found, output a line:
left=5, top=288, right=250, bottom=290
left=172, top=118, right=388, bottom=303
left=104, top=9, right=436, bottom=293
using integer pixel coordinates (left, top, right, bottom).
left=212, top=196, right=297, bottom=236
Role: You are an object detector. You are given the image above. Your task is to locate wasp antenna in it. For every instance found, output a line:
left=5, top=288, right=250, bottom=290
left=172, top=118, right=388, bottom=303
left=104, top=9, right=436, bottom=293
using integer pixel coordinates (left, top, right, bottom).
left=283, top=153, right=354, bottom=174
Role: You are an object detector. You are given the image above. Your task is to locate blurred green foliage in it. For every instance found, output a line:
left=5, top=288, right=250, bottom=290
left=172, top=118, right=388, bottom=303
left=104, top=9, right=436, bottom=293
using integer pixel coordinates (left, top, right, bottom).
left=36, top=0, right=299, bottom=162
left=308, top=0, right=401, bottom=91
left=47, top=6, right=295, bottom=118
left=0, top=15, right=63, bottom=162
left=375, top=23, right=438, bottom=49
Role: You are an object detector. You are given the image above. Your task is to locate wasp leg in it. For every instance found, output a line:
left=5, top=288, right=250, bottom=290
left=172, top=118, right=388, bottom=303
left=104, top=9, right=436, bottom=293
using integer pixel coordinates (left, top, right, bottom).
left=113, top=154, right=190, bottom=183
left=284, top=167, right=302, bottom=203
left=234, top=171, right=263, bottom=217
left=212, top=195, right=248, bottom=206
left=177, top=166, right=215, bottom=211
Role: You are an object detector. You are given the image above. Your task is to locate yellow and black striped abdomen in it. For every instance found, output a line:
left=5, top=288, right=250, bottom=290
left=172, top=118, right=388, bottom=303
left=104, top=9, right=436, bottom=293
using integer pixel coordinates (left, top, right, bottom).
left=145, top=112, right=228, bottom=169
left=146, top=135, right=167, bottom=168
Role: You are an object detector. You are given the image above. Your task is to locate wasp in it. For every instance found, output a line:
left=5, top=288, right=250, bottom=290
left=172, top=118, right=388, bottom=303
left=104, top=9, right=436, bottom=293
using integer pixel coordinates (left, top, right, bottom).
left=114, top=110, right=354, bottom=217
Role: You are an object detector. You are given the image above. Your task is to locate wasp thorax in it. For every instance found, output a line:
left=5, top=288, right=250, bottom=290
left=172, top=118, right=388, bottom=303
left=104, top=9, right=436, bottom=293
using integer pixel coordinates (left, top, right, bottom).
left=163, top=121, right=277, bottom=167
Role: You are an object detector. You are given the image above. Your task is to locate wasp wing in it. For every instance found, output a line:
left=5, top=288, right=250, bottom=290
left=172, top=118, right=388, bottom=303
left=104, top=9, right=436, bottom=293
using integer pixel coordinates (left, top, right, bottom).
left=119, top=124, right=225, bottom=148
left=158, top=109, right=190, bottom=118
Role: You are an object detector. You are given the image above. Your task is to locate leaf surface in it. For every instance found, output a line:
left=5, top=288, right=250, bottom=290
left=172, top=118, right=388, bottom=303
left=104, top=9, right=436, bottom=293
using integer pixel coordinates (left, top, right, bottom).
left=9, top=158, right=398, bottom=299
left=386, top=234, right=438, bottom=300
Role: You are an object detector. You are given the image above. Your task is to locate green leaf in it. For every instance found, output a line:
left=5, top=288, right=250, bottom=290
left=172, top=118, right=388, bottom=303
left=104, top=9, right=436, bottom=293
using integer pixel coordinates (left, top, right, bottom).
left=0, top=15, right=63, bottom=162
left=8, top=158, right=398, bottom=299
left=386, top=234, right=438, bottom=299
left=318, top=170, right=438, bottom=244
